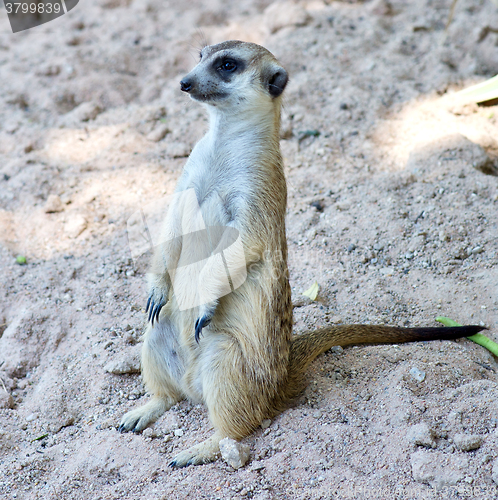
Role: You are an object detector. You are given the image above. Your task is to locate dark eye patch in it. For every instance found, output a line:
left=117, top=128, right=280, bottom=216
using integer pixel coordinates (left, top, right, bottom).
left=211, top=56, right=245, bottom=82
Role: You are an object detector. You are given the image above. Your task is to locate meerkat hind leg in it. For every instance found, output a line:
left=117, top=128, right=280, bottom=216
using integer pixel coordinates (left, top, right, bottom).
left=119, top=318, right=184, bottom=432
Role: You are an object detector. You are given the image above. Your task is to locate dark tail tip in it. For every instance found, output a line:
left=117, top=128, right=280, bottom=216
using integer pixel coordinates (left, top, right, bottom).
left=460, top=325, right=488, bottom=335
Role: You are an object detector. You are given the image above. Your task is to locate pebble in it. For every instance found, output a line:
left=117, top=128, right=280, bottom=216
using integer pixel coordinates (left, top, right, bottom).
left=406, top=423, right=435, bottom=448
left=103, top=346, right=141, bottom=374
left=44, top=194, right=64, bottom=213
left=261, top=419, right=271, bottom=430
left=492, top=458, right=498, bottom=485
left=174, top=429, right=184, bottom=437
left=65, top=215, right=88, bottom=239
left=409, top=367, right=426, bottom=382
left=219, top=437, right=250, bottom=469
left=146, top=123, right=170, bottom=142
left=0, top=389, right=14, bottom=409
left=439, top=230, right=450, bottom=242
left=143, top=427, right=162, bottom=438
left=263, top=1, right=311, bottom=34
left=453, top=433, right=483, bottom=452
left=411, top=450, right=468, bottom=488
left=71, top=101, right=102, bottom=122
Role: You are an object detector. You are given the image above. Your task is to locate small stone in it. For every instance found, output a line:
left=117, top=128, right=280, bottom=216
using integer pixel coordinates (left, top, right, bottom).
left=0, top=389, right=14, bottom=409
left=329, top=346, right=343, bottom=355
left=261, top=419, right=271, bottom=430
left=143, top=427, right=162, bottom=438
left=379, top=267, right=394, bottom=276
left=72, top=102, right=102, bottom=122
left=492, top=459, right=498, bottom=485
left=219, top=437, right=250, bottom=469
left=453, top=433, right=483, bottom=452
left=65, top=215, right=87, bottom=239
left=146, top=123, right=170, bottom=142
left=165, top=142, right=190, bottom=158
left=439, top=231, right=450, bottom=242
left=98, top=418, right=115, bottom=429
left=250, top=462, right=266, bottom=472
left=406, top=423, right=436, bottom=448
left=411, top=450, right=467, bottom=488
left=292, top=296, right=312, bottom=308
left=405, top=252, right=414, bottom=260
left=104, top=346, right=141, bottom=374
left=174, top=429, right=184, bottom=437
left=26, top=413, right=38, bottom=422
left=409, top=367, right=426, bottom=382
left=44, top=194, right=64, bottom=213
left=370, top=0, right=394, bottom=16
left=263, top=1, right=311, bottom=34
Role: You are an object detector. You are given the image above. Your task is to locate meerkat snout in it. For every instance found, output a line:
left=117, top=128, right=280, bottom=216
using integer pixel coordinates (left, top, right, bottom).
left=180, top=79, right=192, bottom=93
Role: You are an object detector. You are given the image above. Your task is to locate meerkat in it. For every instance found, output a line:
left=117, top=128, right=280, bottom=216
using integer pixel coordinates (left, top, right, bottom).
left=119, top=40, right=486, bottom=467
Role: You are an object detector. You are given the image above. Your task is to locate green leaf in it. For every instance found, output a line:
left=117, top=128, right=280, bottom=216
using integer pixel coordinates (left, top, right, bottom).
left=454, top=75, right=498, bottom=103
left=302, top=281, right=319, bottom=301
left=16, top=255, right=27, bottom=265
left=436, top=316, right=498, bottom=357
left=31, top=433, right=48, bottom=442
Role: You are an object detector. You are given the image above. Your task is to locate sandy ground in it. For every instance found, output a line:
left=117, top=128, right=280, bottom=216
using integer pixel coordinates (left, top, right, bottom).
left=1, top=0, right=498, bottom=499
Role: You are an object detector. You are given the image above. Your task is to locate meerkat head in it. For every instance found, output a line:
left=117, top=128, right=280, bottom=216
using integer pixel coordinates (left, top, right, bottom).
left=180, top=41, right=288, bottom=112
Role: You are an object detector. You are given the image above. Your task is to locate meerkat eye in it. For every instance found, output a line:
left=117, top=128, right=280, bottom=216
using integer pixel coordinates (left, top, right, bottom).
left=218, top=60, right=237, bottom=72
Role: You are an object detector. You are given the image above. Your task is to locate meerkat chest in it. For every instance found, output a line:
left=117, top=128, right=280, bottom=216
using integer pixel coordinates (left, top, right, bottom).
left=178, top=147, right=249, bottom=228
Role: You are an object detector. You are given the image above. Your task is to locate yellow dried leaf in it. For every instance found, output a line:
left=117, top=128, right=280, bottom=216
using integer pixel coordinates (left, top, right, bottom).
left=302, top=281, right=319, bottom=301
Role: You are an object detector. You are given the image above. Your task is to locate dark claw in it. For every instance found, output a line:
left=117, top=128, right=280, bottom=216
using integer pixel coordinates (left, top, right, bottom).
left=147, top=297, right=165, bottom=325
left=155, top=303, right=162, bottom=324
left=148, top=302, right=164, bottom=326
left=118, top=424, right=126, bottom=433
left=169, top=459, right=190, bottom=468
left=148, top=299, right=155, bottom=322
left=194, top=316, right=212, bottom=343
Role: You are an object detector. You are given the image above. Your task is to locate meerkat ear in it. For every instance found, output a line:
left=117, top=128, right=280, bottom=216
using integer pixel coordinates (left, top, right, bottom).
left=265, top=66, right=288, bottom=98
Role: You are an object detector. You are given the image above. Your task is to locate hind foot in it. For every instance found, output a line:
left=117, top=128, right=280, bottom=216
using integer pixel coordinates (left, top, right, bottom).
left=169, top=431, right=223, bottom=467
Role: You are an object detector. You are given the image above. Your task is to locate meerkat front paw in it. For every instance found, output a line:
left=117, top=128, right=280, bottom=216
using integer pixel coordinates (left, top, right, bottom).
left=194, top=301, right=218, bottom=343
left=146, top=293, right=167, bottom=325
left=118, top=397, right=170, bottom=433
left=146, top=271, right=171, bottom=325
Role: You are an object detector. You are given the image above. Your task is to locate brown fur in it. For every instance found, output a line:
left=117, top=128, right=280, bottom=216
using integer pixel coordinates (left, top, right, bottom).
left=119, top=41, right=486, bottom=466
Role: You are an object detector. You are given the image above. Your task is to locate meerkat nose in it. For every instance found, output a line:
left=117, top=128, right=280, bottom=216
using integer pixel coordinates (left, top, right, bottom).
left=180, top=79, right=192, bottom=92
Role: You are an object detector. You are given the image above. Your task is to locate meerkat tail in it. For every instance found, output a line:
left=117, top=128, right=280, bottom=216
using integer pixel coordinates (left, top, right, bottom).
left=285, top=324, right=487, bottom=396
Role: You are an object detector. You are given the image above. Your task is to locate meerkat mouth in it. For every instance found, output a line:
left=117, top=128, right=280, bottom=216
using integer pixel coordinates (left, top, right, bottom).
left=189, top=91, right=229, bottom=102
